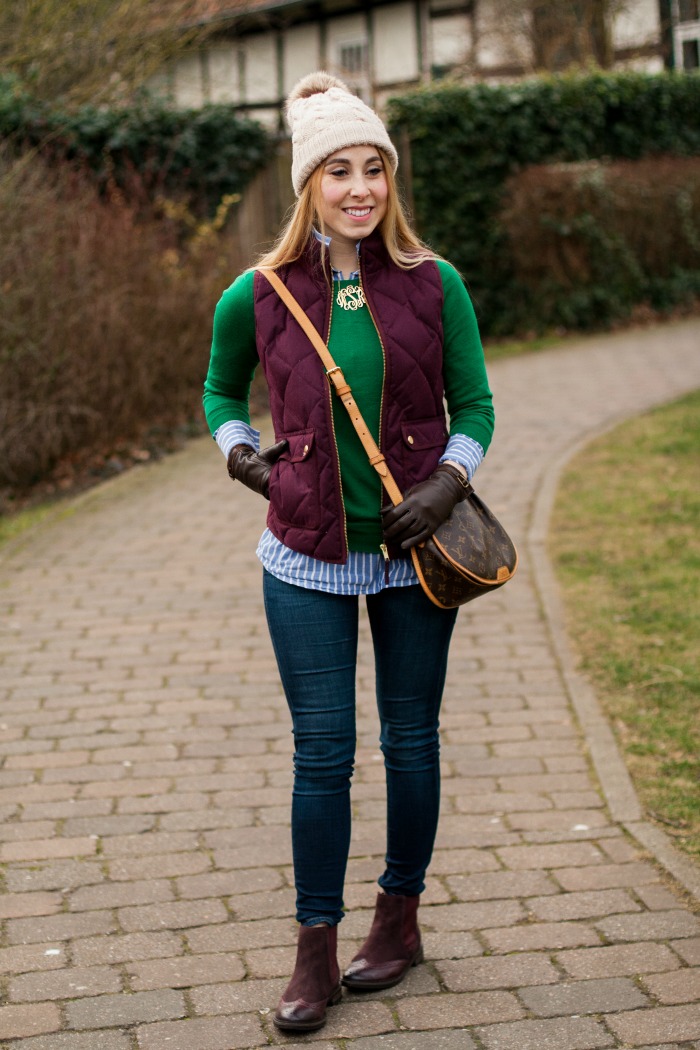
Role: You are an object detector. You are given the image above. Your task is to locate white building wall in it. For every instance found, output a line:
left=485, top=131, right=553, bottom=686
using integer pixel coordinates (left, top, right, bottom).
left=326, top=12, right=368, bottom=76
left=242, top=33, right=277, bottom=102
left=374, top=4, right=419, bottom=83
left=612, top=0, right=661, bottom=49
left=284, top=23, right=322, bottom=93
left=474, top=0, right=533, bottom=71
left=209, top=43, right=240, bottom=104
left=172, top=51, right=206, bottom=108
left=430, top=13, right=472, bottom=70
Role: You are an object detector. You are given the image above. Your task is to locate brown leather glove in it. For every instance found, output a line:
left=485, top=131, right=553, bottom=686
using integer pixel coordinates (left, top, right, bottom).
left=227, top=441, right=288, bottom=500
left=381, top=464, right=469, bottom=549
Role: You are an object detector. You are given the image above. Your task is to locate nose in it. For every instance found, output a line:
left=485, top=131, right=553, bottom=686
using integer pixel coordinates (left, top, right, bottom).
left=349, top=174, right=370, bottom=198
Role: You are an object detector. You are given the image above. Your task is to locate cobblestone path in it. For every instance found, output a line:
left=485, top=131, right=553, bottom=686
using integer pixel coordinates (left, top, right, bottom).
left=1, top=318, right=700, bottom=1049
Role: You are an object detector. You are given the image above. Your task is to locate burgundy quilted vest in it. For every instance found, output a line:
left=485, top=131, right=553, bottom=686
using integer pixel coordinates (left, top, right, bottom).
left=253, top=232, right=448, bottom=563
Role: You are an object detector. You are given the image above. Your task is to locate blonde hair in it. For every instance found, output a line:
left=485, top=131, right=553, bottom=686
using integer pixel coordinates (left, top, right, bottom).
left=255, top=149, right=438, bottom=272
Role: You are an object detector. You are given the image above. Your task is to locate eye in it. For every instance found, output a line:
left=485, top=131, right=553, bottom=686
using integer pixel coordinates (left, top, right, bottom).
left=366, top=165, right=384, bottom=177
left=328, top=166, right=348, bottom=178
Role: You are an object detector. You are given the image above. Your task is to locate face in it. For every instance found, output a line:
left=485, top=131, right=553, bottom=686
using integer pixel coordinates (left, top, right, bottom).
left=316, top=145, right=389, bottom=251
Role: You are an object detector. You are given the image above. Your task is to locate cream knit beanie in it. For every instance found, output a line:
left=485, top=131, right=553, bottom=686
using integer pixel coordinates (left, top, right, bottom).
left=286, top=71, right=399, bottom=196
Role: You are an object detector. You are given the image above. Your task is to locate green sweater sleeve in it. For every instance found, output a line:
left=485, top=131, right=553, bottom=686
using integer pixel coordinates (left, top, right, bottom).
left=437, top=259, right=494, bottom=454
left=202, top=269, right=259, bottom=435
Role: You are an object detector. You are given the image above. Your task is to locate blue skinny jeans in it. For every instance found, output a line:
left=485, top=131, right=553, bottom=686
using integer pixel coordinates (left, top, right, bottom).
left=263, top=569, right=458, bottom=926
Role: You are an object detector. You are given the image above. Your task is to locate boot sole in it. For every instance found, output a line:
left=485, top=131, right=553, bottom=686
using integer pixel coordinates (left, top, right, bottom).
left=342, top=945, right=424, bottom=991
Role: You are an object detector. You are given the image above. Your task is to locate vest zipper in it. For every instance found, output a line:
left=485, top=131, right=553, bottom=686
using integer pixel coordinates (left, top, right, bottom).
left=325, top=279, right=349, bottom=560
left=379, top=543, right=390, bottom=584
left=359, top=261, right=390, bottom=575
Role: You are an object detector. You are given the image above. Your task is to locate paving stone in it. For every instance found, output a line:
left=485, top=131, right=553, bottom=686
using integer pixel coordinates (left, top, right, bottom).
left=0, top=1003, right=62, bottom=1040
left=606, top=1004, right=700, bottom=1045
left=108, top=852, right=210, bottom=881
left=435, top=953, right=559, bottom=991
left=9, top=964, right=123, bottom=1002
left=671, top=938, right=700, bottom=965
left=634, top=885, right=686, bottom=911
left=507, top=811, right=609, bottom=833
left=473, top=1016, right=614, bottom=1049
left=528, top=888, right=641, bottom=921
left=347, top=1032, right=476, bottom=1050
left=554, top=861, right=660, bottom=891
left=396, top=991, right=524, bottom=1029
left=69, top=878, right=174, bottom=911
left=136, top=1014, right=265, bottom=1049
left=128, top=953, right=246, bottom=990
left=419, top=931, right=485, bottom=961
left=641, top=970, right=700, bottom=1005
left=244, top=943, right=297, bottom=979
left=624, top=1045, right=681, bottom=1050
left=190, top=977, right=283, bottom=1014
left=0, top=943, right=69, bottom=975
left=518, top=976, right=649, bottom=1016
left=557, top=942, right=683, bottom=979
left=601, top=838, right=642, bottom=863
left=595, top=911, right=700, bottom=943
left=6, top=1033, right=131, bottom=1050
left=0, top=836, right=98, bottom=862
left=118, top=898, right=228, bottom=932
left=428, top=848, right=500, bottom=875
left=65, top=989, right=186, bottom=1029
left=421, top=901, right=526, bottom=930
left=6, top=909, right=115, bottom=945
left=483, top=921, right=602, bottom=953
left=72, top=931, right=184, bottom=966
left=185, top=918, right=297, bottom=953
left=176, top=868, right=283, bottom=898
left=314, top=1000, right=396, bottom=1039
left=446, top=870, right=559, bottom=900
left=495, top=842, right=605, bottom=869
left=0, top=891, right=62, bottom=919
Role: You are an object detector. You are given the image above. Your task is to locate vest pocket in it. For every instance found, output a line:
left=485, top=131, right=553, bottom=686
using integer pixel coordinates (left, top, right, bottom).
left=268, top=428, right=320, bottom=529
left=401, top=415, right=449, bottom=487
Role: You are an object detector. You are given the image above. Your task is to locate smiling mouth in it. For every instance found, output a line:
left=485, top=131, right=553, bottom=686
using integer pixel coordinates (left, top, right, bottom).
left=344, top=207, right=372, bottom=218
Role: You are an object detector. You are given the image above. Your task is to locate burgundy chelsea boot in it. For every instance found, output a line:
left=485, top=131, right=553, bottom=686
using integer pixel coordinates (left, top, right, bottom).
left=274, top=923, right=342, bottom=1032
left=342, top=892, right=423, bottom=991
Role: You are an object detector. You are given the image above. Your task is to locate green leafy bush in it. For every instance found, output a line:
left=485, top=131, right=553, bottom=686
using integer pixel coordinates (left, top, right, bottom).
left=388, top=71, right=700, bottom=335
left=500, top=157, right=700, bottom=331
left=0, top=75, right=273, bottom=213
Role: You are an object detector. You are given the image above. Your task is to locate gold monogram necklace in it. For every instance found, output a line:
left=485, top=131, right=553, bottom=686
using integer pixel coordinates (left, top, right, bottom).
left=336, top=284, right=366, bottom=311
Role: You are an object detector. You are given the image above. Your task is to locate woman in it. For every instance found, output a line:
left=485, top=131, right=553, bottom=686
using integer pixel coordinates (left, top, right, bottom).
left=203, top=72, right=494, bottom=1033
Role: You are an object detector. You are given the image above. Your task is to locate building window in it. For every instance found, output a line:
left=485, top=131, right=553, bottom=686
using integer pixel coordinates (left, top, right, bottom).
left=339, top=41, right=369, bottom=76
left=679, top=0, right=699, bottom=21
left=673, top=0, right=700, bottom=68
left=682, top=37, right=699, bottom=65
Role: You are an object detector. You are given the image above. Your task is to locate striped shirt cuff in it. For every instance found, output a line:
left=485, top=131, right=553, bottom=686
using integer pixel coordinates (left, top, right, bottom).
left=214, top=421, right=261, bottom=459
left=439, top=434, right=484, bottom=480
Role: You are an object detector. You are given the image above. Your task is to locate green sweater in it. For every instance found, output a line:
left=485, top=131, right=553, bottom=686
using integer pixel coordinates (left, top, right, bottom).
left=204, top=261, right=494, bottom=551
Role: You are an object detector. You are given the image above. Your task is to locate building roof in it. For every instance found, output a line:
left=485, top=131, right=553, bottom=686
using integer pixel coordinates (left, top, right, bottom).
left=173, top=0, right=309, bottom=26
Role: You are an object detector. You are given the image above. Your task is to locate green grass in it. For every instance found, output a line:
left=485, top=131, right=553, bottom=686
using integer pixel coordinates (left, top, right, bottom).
left=551, top=389, right=700, bottom=857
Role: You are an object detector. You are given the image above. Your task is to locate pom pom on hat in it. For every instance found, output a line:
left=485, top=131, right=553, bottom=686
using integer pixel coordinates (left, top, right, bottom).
left=286, top=71, right=398, bottom=196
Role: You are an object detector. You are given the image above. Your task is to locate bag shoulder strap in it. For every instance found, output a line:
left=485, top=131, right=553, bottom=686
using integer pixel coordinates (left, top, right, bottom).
left=258, top=267, right=403, bottom=508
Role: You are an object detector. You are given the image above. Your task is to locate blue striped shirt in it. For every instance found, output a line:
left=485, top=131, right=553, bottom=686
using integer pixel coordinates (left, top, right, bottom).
left=214, top=251, right=485, bottom=595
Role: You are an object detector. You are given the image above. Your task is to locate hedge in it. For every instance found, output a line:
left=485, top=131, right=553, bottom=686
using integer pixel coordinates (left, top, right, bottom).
left=0, top=75, right=273, bottom=212
left=388, top=71, right=700, bottom=335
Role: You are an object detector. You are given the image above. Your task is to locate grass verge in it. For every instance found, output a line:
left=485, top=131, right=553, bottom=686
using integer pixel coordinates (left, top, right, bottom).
left=550, top=389, right=700, bottom=858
